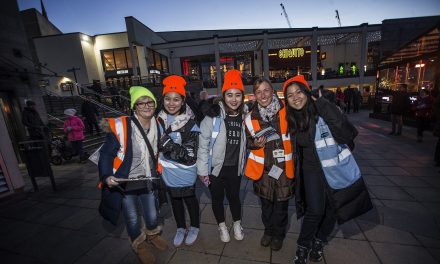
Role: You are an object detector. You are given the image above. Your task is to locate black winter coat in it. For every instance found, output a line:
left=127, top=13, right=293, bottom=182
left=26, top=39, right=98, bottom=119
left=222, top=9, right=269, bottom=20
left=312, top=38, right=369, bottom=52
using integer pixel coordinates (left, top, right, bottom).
left=295, top=98, right=372, bottom=224
left=21, top=107, right=45, bottom=139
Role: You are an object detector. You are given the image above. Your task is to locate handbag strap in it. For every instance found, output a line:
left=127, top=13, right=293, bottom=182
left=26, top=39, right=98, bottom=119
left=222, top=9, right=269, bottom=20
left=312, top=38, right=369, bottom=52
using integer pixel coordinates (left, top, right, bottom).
left=131, top=116, right=157, bottom=168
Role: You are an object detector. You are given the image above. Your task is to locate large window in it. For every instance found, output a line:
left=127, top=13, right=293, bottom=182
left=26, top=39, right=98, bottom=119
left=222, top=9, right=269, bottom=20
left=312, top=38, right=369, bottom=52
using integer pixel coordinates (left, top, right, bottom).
left=146, top=48, right=169, bottom=73
left=101, top=47, right=138, bottom=73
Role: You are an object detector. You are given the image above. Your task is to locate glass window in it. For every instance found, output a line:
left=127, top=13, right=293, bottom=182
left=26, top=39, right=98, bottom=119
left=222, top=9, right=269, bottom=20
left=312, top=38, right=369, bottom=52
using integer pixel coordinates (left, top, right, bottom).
left=114, top=49, right=127, bottom=70
left=147, top=49, right=155, bottom=69
left=154, top=52, right=163, bottom=71
left=161, top=55, right=168, bottom=72
left=103, top=50, right=116, bottom=71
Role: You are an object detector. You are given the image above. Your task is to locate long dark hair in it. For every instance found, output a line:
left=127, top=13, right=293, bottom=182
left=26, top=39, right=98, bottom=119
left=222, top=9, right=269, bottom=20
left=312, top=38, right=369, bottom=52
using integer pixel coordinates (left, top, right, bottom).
left=284, top=82, right=318, bottom=135
left=222, top=90, right=245, bottom=115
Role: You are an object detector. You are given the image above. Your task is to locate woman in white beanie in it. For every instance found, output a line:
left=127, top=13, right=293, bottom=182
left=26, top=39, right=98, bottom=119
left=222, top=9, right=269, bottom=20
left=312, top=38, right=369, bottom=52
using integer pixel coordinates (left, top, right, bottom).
left=63, top=108, right=85, bottom=162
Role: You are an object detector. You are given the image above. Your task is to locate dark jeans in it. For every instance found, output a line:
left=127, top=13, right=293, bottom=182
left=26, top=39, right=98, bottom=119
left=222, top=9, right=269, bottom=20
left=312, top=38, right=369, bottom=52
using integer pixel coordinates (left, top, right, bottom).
left=417, top=116, right=430, bottom=138
left=70, top=140, right=84, bottom=160
left=170, top=195, right=200, bottom=229
left=121, top=189, right=158, bottom=241
left=391, top=114, right=403, bottom=134
left=260, top=196, right=289, bottom=239
left=297, top=172, right=336, bottom=248
left=85, top=118, right=100, bottom=135
left=209, top=165, right=242, bottom=224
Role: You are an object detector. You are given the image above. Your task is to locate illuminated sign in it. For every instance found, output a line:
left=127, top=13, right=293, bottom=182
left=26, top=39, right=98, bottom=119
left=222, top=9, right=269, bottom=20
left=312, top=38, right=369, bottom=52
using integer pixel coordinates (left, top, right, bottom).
left=278, top=48, right=305, bottom=59
left=117, top=70, right=129, bottom=74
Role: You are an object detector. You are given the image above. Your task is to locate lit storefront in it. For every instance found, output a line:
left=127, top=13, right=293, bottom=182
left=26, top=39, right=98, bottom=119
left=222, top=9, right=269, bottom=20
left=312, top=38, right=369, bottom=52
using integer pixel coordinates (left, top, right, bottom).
left=181, top=53, right=253, bottom=88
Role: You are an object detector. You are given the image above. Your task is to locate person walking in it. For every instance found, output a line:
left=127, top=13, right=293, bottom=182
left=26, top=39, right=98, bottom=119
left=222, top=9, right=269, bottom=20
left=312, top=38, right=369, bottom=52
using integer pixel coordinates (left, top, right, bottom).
left=244, top=78, right=295, bottom=251
left=98, top=86, right=168, bottom=264
left=389, top=85, right=410, bottom=136
left=197, top=70, right=247, bottom=243
left=63, top=108, right=86, bottom=163
left=157, top=75, right=201, bottom=247
left=81, top=95, right=101, bottom=136
left=282, top=75, right=372, bottom=264
left=22, top=100, right=46, bottom=140
left=415, top=89, right=433, bottom=142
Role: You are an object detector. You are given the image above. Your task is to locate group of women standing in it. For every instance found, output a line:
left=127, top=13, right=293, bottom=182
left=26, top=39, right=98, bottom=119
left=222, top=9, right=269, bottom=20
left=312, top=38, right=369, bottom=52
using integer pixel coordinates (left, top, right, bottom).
left=98, top=70, right=371, bottom=264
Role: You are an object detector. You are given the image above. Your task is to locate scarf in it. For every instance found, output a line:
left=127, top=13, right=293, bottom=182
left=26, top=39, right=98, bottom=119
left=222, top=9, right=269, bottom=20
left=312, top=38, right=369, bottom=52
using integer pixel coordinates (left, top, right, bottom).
left=130, top=114, right=158, bottom=178
left=158, top=104, right=195, bottom=131
left=258, top=95, right=281, bottom=122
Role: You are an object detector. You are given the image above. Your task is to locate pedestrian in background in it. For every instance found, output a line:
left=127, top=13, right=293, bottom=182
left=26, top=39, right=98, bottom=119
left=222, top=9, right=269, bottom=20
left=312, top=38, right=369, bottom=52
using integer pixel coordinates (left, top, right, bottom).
left=282, top=75, right=372, bottom=264
left=63, top=108, right=85, bottom=163
left=98, top=86, right=169, bottom=264
left=244, top=77, right=295, bottom=251
left=81, top=94, right=101, bottom=136
left=197, top=70, right=247, bottom=243
left=157, top=75, right=201, bottom=247
left=22, top=100, right=46, bottom=140
left=414, top=89, right=433, bottom=142
left=389, top=84, right=410, bottom=136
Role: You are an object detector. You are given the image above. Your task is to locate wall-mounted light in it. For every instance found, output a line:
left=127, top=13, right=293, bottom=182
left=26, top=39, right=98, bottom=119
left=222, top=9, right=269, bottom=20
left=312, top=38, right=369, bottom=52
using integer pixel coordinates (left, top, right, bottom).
left=415, top=63, right=425, bottom=68
left=364, top=65, right=367, bottom=72
left=321, top=68, right=325, bottom=76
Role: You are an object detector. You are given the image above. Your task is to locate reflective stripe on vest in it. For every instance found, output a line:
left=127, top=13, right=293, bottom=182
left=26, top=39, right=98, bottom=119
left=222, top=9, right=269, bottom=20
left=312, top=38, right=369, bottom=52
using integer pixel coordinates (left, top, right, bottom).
left=314, top=117, right=360, bottom=189
left=244, top=108, right=294, bottom=180
left=108, top=116, right=128, bottom=174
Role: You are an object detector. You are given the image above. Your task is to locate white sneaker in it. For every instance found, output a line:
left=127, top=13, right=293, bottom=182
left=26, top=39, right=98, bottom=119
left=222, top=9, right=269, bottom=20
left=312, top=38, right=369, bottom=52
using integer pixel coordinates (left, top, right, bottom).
left=218, top=222, right=230, bottom=243
left=173, top=228, right=186, bottom=247
left=185, top=226, right=199, bottom=246
left=233, top=220, right=244, bottom=240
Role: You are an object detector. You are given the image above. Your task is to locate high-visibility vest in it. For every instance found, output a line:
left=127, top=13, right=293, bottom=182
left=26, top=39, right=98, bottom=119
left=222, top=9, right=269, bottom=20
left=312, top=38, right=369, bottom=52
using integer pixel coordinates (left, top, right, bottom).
left=244, top=108, right=294, bottom=180
left=314, top=117, right=360, bottom=189
left=107, top=116, right=129, bottom=174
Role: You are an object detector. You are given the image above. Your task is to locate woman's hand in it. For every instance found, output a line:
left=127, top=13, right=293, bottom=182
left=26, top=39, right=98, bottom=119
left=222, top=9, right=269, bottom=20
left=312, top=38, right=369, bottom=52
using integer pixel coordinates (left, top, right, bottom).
left=254, top=136, right=267, bottom=148
left=311, top=89, right=322, bottom=101
left=199, top=175, right=210, bottom=187
left=105, top=176, right=119, bottom=187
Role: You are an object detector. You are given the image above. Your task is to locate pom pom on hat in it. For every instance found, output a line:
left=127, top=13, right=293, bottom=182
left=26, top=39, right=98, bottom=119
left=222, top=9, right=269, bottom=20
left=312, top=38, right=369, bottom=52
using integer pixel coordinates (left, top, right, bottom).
left=129, top=86, right=157, bottom=109
left=64, top=108, right=76, bottom=116
left=162, top=75, right=187, bottom=97
left=222, top=69, right=244, bottom=93
left=282, top=75, right=311, bottom=94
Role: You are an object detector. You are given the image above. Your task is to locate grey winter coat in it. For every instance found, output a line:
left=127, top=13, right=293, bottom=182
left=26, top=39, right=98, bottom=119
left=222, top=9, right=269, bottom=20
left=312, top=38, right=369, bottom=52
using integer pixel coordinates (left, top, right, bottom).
left=197, top=102, right=247, bottom=177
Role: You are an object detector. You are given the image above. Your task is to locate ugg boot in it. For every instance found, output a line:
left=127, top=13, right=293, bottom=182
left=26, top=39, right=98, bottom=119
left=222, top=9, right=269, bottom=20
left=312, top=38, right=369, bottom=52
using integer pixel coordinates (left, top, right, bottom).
left=145, top=228, right=169, bottom=251
left=132, top=233, right=155, bottom=264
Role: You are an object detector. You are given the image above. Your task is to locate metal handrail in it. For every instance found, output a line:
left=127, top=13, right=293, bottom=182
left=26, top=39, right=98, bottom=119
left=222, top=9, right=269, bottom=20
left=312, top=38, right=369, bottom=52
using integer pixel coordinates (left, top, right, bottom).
left=78, top=94, right=126, bottom=116
left=47, top=114, right=64, bottom=124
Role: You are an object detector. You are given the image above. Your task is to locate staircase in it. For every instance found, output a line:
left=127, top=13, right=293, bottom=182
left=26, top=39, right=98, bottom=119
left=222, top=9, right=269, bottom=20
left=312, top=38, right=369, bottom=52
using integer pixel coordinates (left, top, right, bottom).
left=43, top=88, right=129, bottom=153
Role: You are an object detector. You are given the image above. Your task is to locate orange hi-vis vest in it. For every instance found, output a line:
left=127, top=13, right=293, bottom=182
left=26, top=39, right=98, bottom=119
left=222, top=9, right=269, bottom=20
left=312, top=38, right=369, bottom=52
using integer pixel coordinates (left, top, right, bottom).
left=244, top=108, right=294, bottom=180
left=107, top=116, right=129, bottom=174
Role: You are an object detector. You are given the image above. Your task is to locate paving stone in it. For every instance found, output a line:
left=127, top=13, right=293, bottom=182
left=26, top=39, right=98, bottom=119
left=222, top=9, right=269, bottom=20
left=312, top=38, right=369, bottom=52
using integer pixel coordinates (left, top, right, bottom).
left=359, top=166, right=381, bottom=175
left=242, top=191, right=261, bottom=206
left=241, top=206, right=265, bottom=230
left=415, top=235, right=440, bottom=248
left=331, top=219, right=365, bottom=240
left=357, top=221, right=420, bottom=245
left=426, top=248, right=440, bottom=263
left=324, top=238, right=380, bottom=264
left=178, top=223, right=226, bottom=255
left=363, top=175, right=396, bottom=186
left=402, top=187, right=440, bottom=202
left=57, top=208, right=99, bottom=230
left=64, top=198, right=100, bottom=209
left=0, top=220, right=47, bottom=251
left=0, top=249, right=46, bottom=264
left=200, top=203, right=232, bottom=225
left=371, top=242, right=438, bottom=264
left=420, top=177, right=440, bottom=188
left=385, top=175, right=430, bottom=187
left=169, top=249, right=220, bottom=264
left=74, top=236, right=131, bottom=264
left=367, top=186, right=415, bottom=201
left=381, top=200, right=431, bottom=215
left=375, top=167, right=411, bottom=176
left=219, top=256, right=269, bottom=263
left=271, top=232, right=298, bottom=263
left=222, top=228, right=270, bottom=262
left=391, top=160, right=430, bottom=168
left=34, top=205, right=82, bottom=225
left=403, top=167, right=438, bottom=177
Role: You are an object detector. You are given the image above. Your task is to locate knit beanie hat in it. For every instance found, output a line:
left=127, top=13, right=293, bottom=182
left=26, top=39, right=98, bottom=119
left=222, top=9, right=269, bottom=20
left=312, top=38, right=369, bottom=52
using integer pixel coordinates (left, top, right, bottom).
left=162, top=75, right=187, bottom=97
left=64, top=108, right=76, bottom=116
left=282, top=75, right=311, bottom=95
left=129, top=86, right=157, bottom=109
left=222, top=69, right=244, bottom=93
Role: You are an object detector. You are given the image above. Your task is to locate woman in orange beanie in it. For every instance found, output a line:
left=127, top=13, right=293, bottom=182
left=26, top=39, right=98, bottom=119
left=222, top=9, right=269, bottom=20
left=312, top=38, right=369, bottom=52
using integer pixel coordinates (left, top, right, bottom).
left=157, top=75, right=201, bottom=247
left=197, top=69, right=247, bottom=243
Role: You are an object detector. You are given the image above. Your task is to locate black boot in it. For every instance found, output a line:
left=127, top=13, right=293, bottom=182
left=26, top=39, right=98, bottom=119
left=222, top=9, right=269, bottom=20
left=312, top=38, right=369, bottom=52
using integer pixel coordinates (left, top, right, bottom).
left=309, top=238, right=325, bottom=262
left=293, top=245, right=310, bottom=264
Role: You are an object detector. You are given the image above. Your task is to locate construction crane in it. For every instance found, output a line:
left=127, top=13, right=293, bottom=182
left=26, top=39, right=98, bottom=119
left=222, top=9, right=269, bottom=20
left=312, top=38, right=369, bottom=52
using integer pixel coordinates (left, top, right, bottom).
left=280, top=3, right=292, bottom=28
left=335, top=10, right=341, bottom=27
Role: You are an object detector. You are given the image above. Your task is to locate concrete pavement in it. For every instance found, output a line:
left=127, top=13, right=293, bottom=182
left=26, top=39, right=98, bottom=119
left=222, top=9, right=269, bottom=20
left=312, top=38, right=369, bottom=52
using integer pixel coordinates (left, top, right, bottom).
left=1, top=109, right=440, bottom=264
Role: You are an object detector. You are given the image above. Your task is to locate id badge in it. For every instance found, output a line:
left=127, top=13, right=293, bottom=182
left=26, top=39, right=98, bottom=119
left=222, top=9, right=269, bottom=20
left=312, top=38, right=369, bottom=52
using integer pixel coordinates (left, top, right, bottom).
left=273, top=149, right=285, bottom=158
left=268, top=165, right=283, bottom=180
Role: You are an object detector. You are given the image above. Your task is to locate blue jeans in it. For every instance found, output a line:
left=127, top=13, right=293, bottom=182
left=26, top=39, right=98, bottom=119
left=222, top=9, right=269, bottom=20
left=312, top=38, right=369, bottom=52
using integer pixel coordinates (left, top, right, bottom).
left=121, top=189, right=158, bottom=241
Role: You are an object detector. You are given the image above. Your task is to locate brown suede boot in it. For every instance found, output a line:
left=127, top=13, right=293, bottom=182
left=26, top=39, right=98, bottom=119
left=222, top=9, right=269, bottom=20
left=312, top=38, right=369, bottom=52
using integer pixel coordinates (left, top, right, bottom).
left=132, top=233, right=155, bottom=264
left=145, top=228, right=169, bottom=251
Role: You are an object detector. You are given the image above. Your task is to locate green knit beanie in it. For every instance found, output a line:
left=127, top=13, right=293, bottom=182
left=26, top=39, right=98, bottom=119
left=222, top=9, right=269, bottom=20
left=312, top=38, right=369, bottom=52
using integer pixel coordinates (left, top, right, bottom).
left=129, top=86, right=157, bottom=109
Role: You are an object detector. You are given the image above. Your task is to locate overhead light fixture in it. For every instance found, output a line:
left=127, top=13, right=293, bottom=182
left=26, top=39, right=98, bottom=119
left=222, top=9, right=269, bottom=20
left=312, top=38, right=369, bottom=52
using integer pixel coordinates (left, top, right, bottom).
left=415, top=64, right=425, bottom=68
